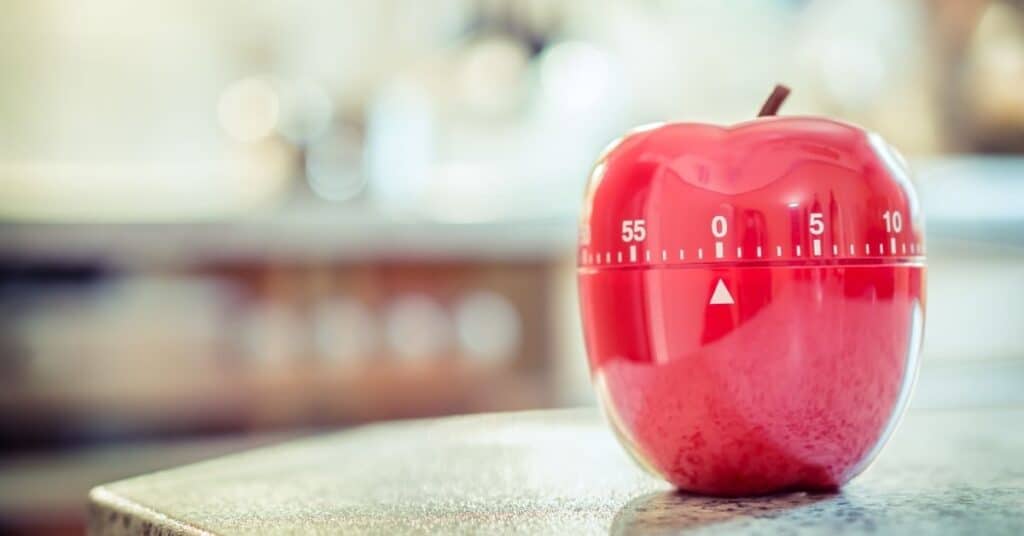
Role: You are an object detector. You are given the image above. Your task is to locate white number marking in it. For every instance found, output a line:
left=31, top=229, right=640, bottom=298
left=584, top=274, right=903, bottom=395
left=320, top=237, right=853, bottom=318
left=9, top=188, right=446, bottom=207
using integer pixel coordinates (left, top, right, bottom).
left=711, top=216, right=728, bottom=238
left=882, top=210, right=903, bottom=233
left=621, top=220, right=646, bottom=242
left=809, top=212, right=824, bottom=235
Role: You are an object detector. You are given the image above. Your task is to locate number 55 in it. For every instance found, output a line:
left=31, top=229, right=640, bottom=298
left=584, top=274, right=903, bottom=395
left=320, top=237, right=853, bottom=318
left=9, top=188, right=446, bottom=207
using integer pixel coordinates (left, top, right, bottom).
left=621, top=220, right=646, bottom=242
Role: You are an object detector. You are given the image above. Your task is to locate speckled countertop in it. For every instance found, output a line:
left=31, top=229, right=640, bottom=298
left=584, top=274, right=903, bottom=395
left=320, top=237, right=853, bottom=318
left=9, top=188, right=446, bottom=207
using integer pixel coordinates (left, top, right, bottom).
left=88, top=408, right=1024, bottom=535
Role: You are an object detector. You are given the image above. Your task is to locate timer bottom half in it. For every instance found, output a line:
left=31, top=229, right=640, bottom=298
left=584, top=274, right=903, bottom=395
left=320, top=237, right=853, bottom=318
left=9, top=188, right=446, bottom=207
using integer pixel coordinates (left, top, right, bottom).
left=578, top=263, right=925, bottom=496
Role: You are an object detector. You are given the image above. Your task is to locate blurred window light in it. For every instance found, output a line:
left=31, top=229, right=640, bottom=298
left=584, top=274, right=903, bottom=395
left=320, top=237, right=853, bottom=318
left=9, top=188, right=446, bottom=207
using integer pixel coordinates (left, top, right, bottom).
left=306, top=127, right=367, bottom=202
left=799, top=0, right=920, bottom=110
left=425, top=162, right=506, bottom=223
left=538, top=41, right=614, bottom=114
left=385, top=294, right=451, bottom=360
left=968, top=2, right=1024, bottom=126
left=218, top=78, right=281, bottom=143
left=817, top=39, right=886, bottom=107
left=456, top=36, right=531, bottom=117
left=277, top=80, right=334, bottom=145
left=365, top=81, right=435, bottom=208
left=454, top=290, right=521, bottom=362
left=0, top=142, right=292, bottom=221
left=919, top=157, right=1024, bottom=225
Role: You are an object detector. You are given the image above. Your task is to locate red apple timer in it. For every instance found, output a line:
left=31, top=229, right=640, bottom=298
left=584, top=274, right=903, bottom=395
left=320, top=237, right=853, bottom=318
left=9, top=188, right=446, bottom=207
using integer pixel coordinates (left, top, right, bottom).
left=578, top=86, right=926, bottom=496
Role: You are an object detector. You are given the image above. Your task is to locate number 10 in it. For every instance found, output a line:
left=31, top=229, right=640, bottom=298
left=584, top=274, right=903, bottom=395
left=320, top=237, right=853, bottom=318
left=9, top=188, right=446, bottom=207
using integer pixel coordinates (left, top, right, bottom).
left=882, top=210, right=903, bottom=233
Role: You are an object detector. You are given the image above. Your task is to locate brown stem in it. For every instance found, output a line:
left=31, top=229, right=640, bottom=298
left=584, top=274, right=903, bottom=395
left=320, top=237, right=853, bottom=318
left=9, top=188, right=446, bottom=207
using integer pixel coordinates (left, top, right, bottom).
left=757, top=84, right=791, bottom=117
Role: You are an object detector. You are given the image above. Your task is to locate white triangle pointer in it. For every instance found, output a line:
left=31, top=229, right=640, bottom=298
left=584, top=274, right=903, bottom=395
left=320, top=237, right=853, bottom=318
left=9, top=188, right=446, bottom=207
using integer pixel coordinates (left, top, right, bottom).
left=709, top=278, right=734, bottom=305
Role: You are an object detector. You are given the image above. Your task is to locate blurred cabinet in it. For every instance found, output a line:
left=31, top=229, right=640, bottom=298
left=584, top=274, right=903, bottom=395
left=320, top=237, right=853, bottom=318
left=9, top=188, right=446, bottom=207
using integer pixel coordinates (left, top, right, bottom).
left=0, top=219, right=569, bottom=449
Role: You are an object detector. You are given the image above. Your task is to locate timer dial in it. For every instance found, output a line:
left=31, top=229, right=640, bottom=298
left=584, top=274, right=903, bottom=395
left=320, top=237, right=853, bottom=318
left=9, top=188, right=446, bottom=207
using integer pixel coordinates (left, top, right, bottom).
left=579, top=118, right=924, bottom=268
left=577, top=90, right=926, bottom=496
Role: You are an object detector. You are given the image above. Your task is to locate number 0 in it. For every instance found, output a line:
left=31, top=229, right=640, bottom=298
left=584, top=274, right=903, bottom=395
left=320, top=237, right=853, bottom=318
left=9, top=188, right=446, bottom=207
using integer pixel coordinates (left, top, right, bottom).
left=711, top=216, right=727, bottom=238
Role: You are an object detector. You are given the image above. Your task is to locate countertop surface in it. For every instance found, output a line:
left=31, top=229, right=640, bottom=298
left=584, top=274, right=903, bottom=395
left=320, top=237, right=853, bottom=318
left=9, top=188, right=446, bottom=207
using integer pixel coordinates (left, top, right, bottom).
left=88, top=407, right=1024, bottom=535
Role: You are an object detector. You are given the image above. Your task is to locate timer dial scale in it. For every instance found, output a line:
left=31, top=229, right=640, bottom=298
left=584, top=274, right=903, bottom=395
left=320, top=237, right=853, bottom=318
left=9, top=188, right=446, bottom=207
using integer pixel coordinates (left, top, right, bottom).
left=577, top=88, right=926, bottom=496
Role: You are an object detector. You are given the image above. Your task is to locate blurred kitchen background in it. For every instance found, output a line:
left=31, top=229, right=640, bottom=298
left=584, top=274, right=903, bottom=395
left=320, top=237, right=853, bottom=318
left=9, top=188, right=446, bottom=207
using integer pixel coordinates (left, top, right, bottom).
left=1, top=0, right=1023, bottom=533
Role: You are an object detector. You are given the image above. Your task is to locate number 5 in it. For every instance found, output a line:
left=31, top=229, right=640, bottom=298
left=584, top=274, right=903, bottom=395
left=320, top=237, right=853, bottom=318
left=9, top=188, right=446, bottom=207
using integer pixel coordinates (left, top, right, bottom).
left=809, top=213, right=824, bottom=235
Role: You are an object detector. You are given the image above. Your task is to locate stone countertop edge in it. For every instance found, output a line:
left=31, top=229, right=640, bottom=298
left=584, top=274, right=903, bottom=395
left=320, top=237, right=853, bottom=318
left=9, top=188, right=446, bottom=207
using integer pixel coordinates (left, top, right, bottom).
left=88, top=486, right=211, bottom=536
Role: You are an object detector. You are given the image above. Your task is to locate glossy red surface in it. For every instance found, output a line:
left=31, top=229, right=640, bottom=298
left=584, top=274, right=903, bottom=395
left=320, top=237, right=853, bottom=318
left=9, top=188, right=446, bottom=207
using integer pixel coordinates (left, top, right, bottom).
left=577, top=117, right=926, bottom=495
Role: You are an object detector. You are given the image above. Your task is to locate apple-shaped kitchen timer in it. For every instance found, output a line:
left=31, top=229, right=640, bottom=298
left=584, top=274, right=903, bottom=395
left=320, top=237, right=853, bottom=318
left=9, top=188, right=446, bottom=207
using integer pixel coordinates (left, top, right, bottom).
left=578, top=86, right=925, bottom=495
